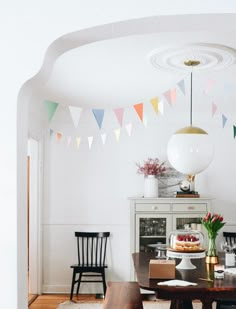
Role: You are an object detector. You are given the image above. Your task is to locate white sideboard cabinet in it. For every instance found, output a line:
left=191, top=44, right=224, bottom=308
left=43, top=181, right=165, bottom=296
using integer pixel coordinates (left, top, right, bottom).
left=129, top=197, right=211, bottom=279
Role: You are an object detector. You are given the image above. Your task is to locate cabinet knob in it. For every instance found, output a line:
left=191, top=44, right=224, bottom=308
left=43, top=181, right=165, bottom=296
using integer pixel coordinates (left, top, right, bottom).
left=188, top=206, right=195, bottom=210
left=152, top=206, right=158, bottom=210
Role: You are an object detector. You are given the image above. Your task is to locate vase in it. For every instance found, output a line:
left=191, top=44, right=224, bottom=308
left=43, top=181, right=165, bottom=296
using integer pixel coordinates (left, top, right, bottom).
left=144, top=175, right=158, bottom=198
left=205, top=234, right=219, bottom=264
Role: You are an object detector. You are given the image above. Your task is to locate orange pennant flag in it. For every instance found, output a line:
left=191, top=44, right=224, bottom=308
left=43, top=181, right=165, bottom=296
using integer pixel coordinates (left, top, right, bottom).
left=56, top=132, right=62, bottom=141
left=133, top=103, right=143, bottom=121
left=150, top=97, right=158, bottom=113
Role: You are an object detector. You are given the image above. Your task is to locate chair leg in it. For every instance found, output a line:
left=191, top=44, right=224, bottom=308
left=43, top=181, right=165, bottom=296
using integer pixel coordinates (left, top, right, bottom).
left=101, top=270, right=107, bottom=296
left=76, top=272, right=82, bottom=295
left=70, top=270, right=76, bottom=300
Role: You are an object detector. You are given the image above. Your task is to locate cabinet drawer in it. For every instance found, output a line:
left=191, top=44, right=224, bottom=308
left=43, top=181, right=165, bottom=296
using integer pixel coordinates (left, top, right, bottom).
left=172, top=203, right=207, bottom=212
left=135, top=203, right=171, bottom=212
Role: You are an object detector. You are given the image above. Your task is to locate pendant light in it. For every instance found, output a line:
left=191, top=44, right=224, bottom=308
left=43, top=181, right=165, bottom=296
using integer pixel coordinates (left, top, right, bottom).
left=167, top=60, right=214, bottom=189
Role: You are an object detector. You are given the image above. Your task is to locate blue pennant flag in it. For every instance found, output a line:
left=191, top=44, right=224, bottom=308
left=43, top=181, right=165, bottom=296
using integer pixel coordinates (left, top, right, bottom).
left=92, top=109, right=104, bottom=129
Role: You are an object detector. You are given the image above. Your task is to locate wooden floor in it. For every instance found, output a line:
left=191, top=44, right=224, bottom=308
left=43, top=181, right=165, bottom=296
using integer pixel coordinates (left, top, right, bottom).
left=29, top=294, right=104, bottom=309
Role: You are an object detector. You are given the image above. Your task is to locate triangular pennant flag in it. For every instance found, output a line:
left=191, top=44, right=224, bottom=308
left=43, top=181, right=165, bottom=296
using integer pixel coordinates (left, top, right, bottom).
left=67, top=136, right=72, bottom=147
left=170, top=88, right=177, bottom=104
left=125, top=123, right=132, bottom=136
left=159, top=100, right=164, bottom=115
left=49, top=128, right=54, bottom=137
left=234, top=125, right=236, bottom=139
left=101, top=133, right=107, bottom=145
left=44, top=100, right=59, bottom=122
left=163, top=90, right=172, bottom=105
left=56, top=132, right=62, bottom=141
left=69, top=106, right=82, bottom=128
left=88, top=136, right=93, bottom=149
left=205, top=79, right=215, bottom=94
left=113, top=108, right=124, bottom=127
left=150, top=97, right=159, bottom=113
left=143, top=115, right=148, bottom=127
left=114, top=128, right=121, bottom=142
left=133, top=103, right=143, bottom=121
left=177, top=79, right=185, bottom=95
left=76, top=137, right=81, bottom=149
left=92, top=109, right=104, bottom=129
left=212, top=102, right=217, bottom=117
left=222, top=114, right=227, bottom=128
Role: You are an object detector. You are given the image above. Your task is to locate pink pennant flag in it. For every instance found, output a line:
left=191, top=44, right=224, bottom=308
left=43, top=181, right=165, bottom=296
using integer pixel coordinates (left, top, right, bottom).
left=67, top=136, right=72, bottom=147
left=125, top=123, right=132, bottom=136
left=113, top=108, right=124, bottom=127
left=205, top=79, right=215, bottom=94
left=212, top=102, right=217, bottom=117
left=170, top=88, right=177, bottom=104
left=163, top=90, right=172, bottom=105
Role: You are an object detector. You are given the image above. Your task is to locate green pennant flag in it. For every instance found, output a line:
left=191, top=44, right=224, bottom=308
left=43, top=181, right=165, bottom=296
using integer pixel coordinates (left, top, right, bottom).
left=234, top=125, right=236, bottom=139
left=44, top=100, right=59, bottom=122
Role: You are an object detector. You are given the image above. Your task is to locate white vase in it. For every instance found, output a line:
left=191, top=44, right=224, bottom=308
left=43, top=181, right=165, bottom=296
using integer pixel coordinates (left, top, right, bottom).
left=144, top=175, right=159, bottom=198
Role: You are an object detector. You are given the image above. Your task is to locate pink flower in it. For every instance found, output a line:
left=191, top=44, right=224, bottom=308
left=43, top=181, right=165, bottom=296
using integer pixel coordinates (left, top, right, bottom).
left=136, top=158, right=166, bottom=177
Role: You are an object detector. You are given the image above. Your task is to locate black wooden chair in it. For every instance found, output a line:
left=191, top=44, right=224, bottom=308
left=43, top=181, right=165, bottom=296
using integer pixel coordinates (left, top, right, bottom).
left=216, top=232, right=236, bottom=309
left=70, top=231, right=110, bottom=300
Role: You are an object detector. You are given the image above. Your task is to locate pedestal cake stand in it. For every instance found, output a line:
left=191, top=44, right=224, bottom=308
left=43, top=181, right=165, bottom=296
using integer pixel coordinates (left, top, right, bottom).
left=167, top=249, right=206, bottom=269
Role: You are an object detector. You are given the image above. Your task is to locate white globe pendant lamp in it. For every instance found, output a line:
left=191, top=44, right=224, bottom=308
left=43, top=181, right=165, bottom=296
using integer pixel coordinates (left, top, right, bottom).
left=167, top=60, right=214, bottom=190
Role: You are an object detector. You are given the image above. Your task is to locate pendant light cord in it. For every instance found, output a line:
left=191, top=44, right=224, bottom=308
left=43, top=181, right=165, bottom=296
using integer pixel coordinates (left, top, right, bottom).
left=190, top=71, right=193, bottom=126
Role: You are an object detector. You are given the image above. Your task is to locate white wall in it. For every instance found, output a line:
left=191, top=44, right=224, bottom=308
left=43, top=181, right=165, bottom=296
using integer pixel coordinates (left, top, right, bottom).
left=2, top=1, right=236, bottom=308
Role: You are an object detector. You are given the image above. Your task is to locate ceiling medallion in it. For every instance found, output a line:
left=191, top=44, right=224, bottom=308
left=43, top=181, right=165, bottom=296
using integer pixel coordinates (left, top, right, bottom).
left=148, top=43, right=236, bottom=72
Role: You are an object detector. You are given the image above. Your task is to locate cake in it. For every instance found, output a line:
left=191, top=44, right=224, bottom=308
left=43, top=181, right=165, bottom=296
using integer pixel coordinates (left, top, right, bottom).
left=174, top=234, right=201, bottom=251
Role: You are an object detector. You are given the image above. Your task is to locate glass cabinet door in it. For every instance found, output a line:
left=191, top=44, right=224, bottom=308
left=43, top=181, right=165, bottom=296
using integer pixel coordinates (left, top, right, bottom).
left=172, top=214, right=204, bottom=230
left=135, top=214, right=172, bottom=252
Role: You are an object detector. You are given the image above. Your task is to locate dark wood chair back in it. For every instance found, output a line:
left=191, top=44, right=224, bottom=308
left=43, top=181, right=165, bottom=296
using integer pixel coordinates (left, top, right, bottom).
left=75, top=231, right=110, bottom=267
left=223, top=232, right=236, bottom=247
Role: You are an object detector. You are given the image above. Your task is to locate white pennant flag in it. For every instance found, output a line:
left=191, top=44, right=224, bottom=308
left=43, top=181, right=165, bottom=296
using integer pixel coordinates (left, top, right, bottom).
left=114, top=128, right=121, bottom=142
left=159, top=100, right=164, bottom=115
left=143, top=115, right=148, bottom=127
left=126, top=123, right=132, bottom=136
left=69, top=106, right=82, bottom=128
left=101, top=133, right=107, bottom=145
left=67, top=136, right=72, bottom=147
left=88, top=136, right=93, bottom=149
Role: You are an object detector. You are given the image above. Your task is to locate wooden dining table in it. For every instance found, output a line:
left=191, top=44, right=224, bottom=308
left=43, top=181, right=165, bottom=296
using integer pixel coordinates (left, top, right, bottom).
left=132, top=252, right=236, bottom=309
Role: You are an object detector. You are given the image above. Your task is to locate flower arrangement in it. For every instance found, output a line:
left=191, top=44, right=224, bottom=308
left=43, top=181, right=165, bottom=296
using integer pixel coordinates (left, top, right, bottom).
left=201, top=212, right=225, bottom=258
left=136, top=158, right=166, bottom=177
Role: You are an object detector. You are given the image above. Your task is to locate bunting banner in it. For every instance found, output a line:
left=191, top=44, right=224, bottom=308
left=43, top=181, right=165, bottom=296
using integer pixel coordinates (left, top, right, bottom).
left=177, top=79, right=185, bottom=95
left=88, top=136, right=93, bottom=149
left=163, top=90, right=172, bottom=105
left=44, top=100, right=59, bottom=122
left=76, top=137, right=81, bottom=149
left=150, top=97, right=159, bottom=113
left=125, top=123, right=132, bottom=136
left=222, top=114, right=227, bottom=128
left=113, top=108, right=124, bottom=127
left=114, top=128, right=121, bottom=142
left=170, top=88, right=177, bottom=104
left=212, top=102, right=217, bottom=117
left=67, top=136, right=72, bottom=147
left=205, top=79, right=215, bottom=94
left=159, top=100, right=164, bottom=115
left=56, top=132, right=62, bottom=141
left=92, top=109, right=104, bottom=129
left=133, top=103, right=143, bottom=121
left=101, top=133, right=107, bottom=145
left=234, top=126, right=236, bottom=139
left=69, top=106, right=82, bottom=128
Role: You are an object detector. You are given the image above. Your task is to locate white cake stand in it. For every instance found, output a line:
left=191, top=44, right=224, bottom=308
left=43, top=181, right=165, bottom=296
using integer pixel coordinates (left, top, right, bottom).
left=167, top=250, right=206, bottom=269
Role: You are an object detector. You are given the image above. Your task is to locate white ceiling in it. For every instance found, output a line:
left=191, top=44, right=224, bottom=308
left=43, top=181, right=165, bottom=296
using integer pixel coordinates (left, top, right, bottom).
left=38, top=14, right=236, bottom=108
